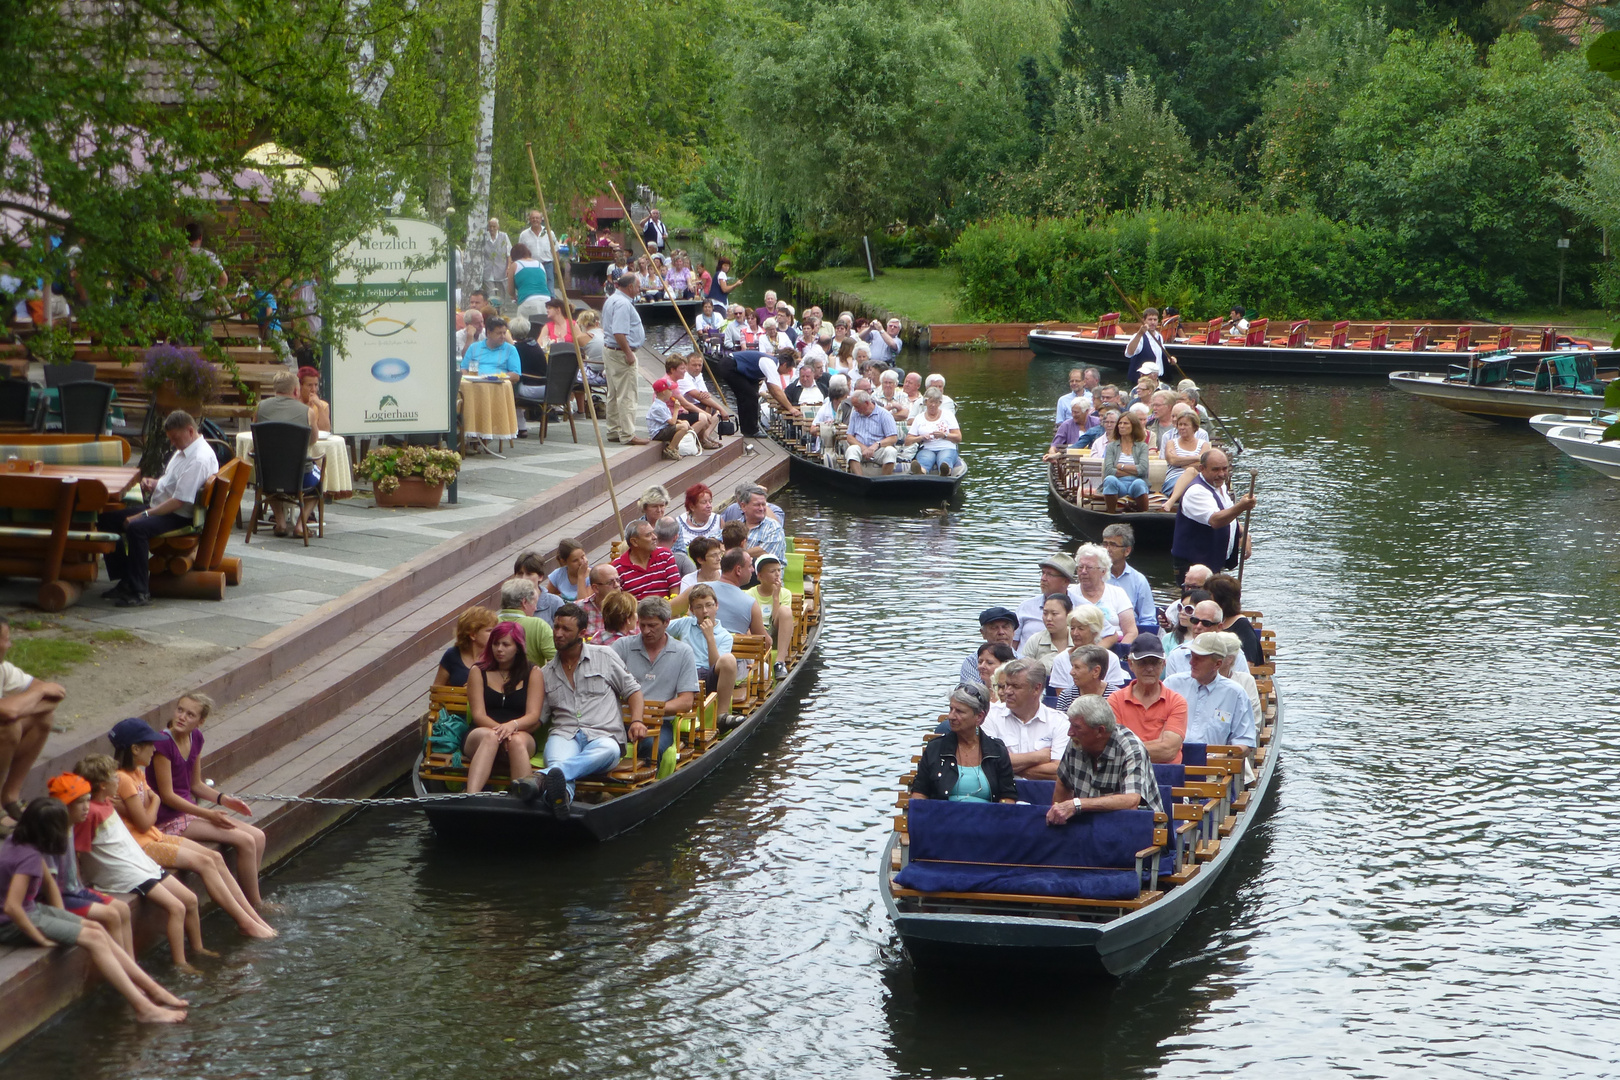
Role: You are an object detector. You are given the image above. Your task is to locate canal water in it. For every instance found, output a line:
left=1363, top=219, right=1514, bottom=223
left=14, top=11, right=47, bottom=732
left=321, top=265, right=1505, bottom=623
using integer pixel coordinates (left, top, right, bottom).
left=9, top=347, right=1620, bottom=1078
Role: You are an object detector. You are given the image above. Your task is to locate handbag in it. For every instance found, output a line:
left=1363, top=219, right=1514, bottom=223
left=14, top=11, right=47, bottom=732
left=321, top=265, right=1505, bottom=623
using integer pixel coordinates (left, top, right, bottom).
left=677, top=431, right=700, bottom=457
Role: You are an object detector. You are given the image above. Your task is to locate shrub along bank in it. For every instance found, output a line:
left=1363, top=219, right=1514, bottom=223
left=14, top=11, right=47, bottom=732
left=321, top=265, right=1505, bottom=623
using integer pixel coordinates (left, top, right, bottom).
left=948, top=209, right=1603, bottom=324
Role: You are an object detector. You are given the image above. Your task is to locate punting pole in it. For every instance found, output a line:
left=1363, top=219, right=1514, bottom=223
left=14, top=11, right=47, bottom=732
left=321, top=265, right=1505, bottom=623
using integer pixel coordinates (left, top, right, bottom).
left=607, top=181, right=727, bottom=399
left=1102, top=268, right=1248, bottom=454
left=728, top=253, right=768, bottom=292
left=526, top=143, right=625, bottom=541
left=1237, top=470, right=1257, bottom=590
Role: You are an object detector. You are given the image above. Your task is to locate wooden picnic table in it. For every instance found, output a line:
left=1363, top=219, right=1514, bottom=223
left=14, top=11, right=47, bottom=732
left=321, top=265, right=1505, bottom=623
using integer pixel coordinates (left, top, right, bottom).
left=21, top=464, right=141, bottom=501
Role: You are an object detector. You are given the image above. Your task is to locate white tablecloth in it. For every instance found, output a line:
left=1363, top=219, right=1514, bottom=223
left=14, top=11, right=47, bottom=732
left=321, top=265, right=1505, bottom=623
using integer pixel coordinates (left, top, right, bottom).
left=234, top=431, right=355, bottom=498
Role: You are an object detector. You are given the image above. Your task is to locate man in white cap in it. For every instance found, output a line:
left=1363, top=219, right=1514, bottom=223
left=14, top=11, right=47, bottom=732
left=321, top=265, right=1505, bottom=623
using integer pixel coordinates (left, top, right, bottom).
left=1164, top=600, right=1249, bottom=678
left=1163, top=632, right=1255, bottom=753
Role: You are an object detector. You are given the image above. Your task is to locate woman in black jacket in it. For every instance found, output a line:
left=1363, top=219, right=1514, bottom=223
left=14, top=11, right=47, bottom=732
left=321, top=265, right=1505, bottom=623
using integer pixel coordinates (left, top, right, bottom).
left=910, top=683, right=1017, bottom=803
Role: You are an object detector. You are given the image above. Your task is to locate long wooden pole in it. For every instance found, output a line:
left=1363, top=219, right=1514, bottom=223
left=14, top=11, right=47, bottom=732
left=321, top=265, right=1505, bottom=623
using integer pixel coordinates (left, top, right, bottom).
left=608, top=181, right=727, bottom=402
left=1102, top=269, right=1247, bottom=453
left=526, top=144, right=624, bottom=541
left=1236, top=471, right=1257, bottom=591
left=729, top=254, right=768, bottom=290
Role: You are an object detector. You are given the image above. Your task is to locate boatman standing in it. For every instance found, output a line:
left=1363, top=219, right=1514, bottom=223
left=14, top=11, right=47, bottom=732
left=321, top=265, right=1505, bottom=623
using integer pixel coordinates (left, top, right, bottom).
left=1168, top=447, right=1255, bottom=586
left=602, top=272, right=650, bottom=445
left=1123, top=307, right=1167, bottom=384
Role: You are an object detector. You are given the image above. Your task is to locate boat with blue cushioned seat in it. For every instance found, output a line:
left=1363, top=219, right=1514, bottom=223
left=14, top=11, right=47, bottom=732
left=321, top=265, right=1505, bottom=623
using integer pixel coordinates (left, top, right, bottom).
left=1390, top=350, right=1619, bottom=422
left=880, top=617, right=1282, bottom=976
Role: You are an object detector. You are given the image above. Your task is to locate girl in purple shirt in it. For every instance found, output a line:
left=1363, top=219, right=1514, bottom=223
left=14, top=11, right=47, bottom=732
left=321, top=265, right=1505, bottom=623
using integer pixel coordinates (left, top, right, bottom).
left=147, top=691, right=273, bottom=914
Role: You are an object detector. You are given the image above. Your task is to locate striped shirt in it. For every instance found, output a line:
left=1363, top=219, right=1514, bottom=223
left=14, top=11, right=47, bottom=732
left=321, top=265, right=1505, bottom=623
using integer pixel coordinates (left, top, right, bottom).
left=613, top=548, right=682, bottom=600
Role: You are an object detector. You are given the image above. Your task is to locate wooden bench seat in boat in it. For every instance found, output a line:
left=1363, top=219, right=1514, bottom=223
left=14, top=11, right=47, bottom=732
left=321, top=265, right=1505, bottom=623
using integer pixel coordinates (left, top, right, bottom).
left=892, top=799, right=1162, bottom=909
left=1061, top=451, right=1169, bottom=494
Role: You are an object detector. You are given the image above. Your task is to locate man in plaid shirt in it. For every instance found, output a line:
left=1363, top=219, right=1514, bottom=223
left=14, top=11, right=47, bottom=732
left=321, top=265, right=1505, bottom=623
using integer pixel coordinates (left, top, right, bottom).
left=1047, top=695, right=1164, bottom=824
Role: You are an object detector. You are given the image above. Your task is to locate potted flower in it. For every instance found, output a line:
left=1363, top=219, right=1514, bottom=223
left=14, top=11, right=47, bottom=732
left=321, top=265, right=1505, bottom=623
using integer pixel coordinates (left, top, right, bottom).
left=355, top=444, right=462, bottom=507
left=140, top=344, right=222, bottom=416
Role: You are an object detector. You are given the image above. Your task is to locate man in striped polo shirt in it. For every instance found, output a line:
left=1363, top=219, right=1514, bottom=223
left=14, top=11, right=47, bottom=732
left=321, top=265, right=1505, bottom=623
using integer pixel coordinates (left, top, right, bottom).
left=612, top=520, right=682, bottom=600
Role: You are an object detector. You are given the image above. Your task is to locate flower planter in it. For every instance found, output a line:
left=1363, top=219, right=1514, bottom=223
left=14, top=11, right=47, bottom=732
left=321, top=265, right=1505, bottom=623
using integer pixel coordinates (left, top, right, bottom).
left=374, top=477, right=445, bottom=508
left=153, top=387, right=205, bottom=418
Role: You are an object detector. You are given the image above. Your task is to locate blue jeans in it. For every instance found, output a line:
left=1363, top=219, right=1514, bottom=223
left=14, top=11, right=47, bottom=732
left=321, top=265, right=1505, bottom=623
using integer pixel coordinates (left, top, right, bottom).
left=1103, top=475, right=1148, bottom=498
left=1161, top=469, right=1184, bottom=496
left=916, top=445, right=960, bottom=472
left=542, top=730, right=622, bottom=798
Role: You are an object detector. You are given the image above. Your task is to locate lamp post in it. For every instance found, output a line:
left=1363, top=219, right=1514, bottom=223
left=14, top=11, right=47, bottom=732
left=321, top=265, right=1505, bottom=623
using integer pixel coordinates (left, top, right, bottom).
left=1557, top=237, right=1570, bottom=310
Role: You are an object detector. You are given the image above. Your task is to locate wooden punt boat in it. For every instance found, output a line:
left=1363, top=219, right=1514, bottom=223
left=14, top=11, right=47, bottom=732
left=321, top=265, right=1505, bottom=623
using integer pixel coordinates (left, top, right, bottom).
left=1045, top=456, right=1176, bottom=547
left=573, top=293, right=707, bottom=324
left=1029, top=315, right=1602, bottom=378
left=765, top=417, right=967, bottom=500
left=1545, top=423, right=1620, bottom=481
left=1389, top=351, right=1618, bottom=422
left=879, top=615, right=1283, bottom=976
left=412, top=537, right=824, bottom=843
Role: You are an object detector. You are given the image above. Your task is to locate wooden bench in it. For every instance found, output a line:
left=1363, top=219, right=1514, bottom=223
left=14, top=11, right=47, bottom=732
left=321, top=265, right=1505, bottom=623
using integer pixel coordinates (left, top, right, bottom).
left=148, top=458, right=249, bottom=600
left=0, top=435, right=130, bottom=465
left=0, top=473, right=119, bottom=610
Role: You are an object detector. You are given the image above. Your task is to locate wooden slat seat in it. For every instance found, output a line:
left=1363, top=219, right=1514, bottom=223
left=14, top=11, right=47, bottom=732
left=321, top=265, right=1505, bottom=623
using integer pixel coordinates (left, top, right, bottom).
left=889, top=885, right=1163, bottom=912
left=148, top=458, right=249, bottom=599
left=0, top=474, right=116, bottom=610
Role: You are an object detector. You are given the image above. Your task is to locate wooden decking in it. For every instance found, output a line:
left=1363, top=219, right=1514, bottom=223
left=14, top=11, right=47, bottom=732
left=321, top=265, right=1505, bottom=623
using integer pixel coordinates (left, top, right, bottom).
left=0, top=404, right=791, bottom=1053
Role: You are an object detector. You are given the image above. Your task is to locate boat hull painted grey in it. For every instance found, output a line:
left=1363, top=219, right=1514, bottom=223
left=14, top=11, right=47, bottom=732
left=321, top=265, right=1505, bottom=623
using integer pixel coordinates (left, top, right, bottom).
left=1546, top=424, right=1620, bottom=480
left=1389, top=371, right=1609, bottom=421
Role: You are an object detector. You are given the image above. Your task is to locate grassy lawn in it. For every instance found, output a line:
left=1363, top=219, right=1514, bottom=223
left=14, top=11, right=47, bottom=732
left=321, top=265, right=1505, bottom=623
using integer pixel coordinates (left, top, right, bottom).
left=5, top=624, right=140, bottom=679
left=796, top=266, right=961, bottom=325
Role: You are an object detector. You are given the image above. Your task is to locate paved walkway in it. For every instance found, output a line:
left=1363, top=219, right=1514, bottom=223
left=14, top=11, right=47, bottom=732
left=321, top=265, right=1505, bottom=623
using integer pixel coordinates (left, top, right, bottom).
left=0, top=364, right=661, bottom=650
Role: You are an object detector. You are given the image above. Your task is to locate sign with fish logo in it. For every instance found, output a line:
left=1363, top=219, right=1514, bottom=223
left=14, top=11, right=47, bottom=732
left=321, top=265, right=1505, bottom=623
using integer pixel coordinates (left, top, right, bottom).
left=330, top=218, right=452, bottom=435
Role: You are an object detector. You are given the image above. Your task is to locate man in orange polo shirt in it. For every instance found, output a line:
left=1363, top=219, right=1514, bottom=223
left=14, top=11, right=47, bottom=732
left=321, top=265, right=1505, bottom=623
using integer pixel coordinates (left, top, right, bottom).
left=1108, top=634, right=1187, bottom=764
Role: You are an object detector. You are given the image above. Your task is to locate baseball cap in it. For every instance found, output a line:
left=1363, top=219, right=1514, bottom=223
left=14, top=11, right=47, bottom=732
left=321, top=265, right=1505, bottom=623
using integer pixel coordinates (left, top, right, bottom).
left=754, top=553, right=781, bottom=571
left=651, top=377, right=677, bottom=394
left=108, top=716, right=162, bottom=750
left=1138, top=362, right=1161, bottom=376
left=1129, top=634, right=1166, bottom=660
left=979, top=606, right=1017, bottom=627
left=1190, top=632, right=1236, bottom=658
left=47, top=773, right=91, bottom=803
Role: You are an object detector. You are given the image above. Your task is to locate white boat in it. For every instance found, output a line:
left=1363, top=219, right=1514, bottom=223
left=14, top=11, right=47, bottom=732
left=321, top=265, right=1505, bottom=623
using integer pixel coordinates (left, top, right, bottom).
left=1530, top=411, right=1613, bottom=436
left=1545, top=422, right=1620, bottom=480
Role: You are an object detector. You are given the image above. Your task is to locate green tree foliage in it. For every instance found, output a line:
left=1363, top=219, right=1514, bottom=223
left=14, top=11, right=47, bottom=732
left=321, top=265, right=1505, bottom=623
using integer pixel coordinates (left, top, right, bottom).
left=0, top=0, right=471, bottom=359
left=1327, top=31, right=1608, bottom=308
left=1558, top=118, right=1620, bottom=304
left=1057, top=0, right=1293, bottom=145
left=993, top=71, right=1231, bottom=216
left=1255, top=9, right=1389, bottom=210
left=729, top=0, right=1014, bottom=238
left=485, top=0, right=728, bottom=227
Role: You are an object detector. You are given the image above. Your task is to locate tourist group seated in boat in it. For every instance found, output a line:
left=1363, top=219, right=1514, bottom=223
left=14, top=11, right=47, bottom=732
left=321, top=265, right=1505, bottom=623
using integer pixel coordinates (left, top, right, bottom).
left=885, top=510, right=1278, bottom=955
left=419, top=507, right=821, bottom=816
left=1045, top=366, right=1212, bottom=504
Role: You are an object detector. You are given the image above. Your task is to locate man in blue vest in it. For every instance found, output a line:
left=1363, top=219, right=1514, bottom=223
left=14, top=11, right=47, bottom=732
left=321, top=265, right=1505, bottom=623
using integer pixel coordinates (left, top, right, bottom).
left=1169, top=447, right=1255, bottom=585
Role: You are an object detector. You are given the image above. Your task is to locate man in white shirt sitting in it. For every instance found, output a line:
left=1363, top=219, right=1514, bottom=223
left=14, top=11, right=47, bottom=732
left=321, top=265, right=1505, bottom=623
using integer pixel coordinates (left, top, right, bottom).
left=980, top=658, right=1068, bottom=780
left=100, top=411, right=217, bottom=607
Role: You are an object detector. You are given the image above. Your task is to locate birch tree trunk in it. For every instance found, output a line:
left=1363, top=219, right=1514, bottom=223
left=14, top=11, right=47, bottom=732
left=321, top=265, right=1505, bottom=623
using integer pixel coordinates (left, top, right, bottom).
left=466, top=0, right=500, bottom=246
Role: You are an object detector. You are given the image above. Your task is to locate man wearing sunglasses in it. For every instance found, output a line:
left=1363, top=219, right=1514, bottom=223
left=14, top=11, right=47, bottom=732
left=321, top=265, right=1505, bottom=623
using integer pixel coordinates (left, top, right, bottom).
left=1164, top=600, right=1250, bottom=679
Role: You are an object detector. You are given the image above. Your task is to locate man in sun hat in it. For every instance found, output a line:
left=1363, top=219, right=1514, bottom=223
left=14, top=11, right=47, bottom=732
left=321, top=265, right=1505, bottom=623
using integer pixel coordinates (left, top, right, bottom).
left=1163, top=632, right=1256, bottom=752
left=1015, top=553, right=1082, bottom=647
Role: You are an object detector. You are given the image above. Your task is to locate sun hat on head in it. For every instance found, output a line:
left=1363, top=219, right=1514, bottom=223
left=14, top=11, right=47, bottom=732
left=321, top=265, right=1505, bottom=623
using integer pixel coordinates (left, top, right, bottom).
left=1189, top=632, right=1233, bottom=657
left=47, top=773, right=91, bottom=803
left=1039, top=553, right=1078, bottom=582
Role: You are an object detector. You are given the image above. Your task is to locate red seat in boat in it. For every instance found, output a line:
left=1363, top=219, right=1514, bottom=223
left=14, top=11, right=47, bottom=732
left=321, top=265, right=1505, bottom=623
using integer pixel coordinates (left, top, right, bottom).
left=1434, top=325, right=1473, bottom=353
left=1390, top=326, right=1429, bottom=352
left=1313, top=320, right=1351, bottom=349
left=1086, top=313, right=1120, bottom=340
left=1161, top=314, right=1181, bottom=340
left=1348, top=324, right=1389, bottom=350
left=1201, top=317, right=1224, bottom=345
left=1492, top=326, right=1512, bottom=350
left=1242, top=318, right=1269, bottom=347
left=1277, top=320, right=1309, bottom=348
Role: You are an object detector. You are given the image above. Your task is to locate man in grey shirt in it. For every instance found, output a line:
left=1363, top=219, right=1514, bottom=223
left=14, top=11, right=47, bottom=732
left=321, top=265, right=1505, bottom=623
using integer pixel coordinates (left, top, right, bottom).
left=613, top=596, right=699, bottom=758
left=253, top=371, right=318, bottom=534
left=601, top=272, right=648, bottom=445
left=533, top=603, right=645, bottom=818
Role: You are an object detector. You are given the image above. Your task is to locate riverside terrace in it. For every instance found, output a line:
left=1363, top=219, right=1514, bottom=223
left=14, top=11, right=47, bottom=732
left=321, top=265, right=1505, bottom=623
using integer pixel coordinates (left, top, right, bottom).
left=0, top=347, right=796, bottom=1050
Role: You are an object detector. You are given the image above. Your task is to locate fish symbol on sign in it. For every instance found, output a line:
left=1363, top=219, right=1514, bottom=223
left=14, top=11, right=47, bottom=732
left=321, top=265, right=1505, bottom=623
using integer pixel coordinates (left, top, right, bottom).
left=371, top=358, right=411, bottom=382
left=364, top=317, right=417, bottom=337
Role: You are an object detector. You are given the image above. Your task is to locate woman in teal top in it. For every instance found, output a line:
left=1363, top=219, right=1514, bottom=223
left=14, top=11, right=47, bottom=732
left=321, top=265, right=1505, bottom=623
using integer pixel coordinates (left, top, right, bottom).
left=1101, top=410, right=1151, bottom=507
left=507, top=243, right=550, bottom=306
left=909, top=683, right=1016, bottom=803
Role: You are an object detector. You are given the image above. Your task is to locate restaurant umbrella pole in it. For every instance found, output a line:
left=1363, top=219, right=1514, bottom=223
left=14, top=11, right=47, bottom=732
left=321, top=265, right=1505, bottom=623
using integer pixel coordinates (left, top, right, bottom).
left=607, top=181, right=727, bottom=404
left=526, top=144, right=625, bottom=543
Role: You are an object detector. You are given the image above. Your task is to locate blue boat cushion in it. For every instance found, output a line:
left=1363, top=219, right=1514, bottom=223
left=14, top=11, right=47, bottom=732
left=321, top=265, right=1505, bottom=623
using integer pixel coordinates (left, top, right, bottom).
left=1015, top=778, right=1054, bottom=805
left=1153, top=763, right=1185, bottom=787
left=894, top=800, right=1153, bottom=902
left=1181, top=743, right=1207, bottom=767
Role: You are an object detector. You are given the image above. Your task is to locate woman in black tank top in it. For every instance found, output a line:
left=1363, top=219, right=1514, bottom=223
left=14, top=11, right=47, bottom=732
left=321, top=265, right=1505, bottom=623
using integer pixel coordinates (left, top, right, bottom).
left=463, top=622, right=544, bottom=793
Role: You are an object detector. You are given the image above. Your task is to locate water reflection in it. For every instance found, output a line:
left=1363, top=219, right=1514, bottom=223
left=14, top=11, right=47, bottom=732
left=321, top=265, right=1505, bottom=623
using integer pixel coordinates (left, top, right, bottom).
left=10, top=353, right=1620, bottom=1078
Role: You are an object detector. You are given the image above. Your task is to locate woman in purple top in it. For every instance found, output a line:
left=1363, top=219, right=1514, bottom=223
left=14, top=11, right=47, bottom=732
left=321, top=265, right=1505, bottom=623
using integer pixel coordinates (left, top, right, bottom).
left=0, top=799, right=188, bottom=1022
left=147, top=691, right=273, bottom=914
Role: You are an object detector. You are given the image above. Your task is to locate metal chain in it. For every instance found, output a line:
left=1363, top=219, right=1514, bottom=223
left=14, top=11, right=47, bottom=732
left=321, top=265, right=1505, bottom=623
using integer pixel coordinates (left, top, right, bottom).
left=236, top=792, right=505, bottom=808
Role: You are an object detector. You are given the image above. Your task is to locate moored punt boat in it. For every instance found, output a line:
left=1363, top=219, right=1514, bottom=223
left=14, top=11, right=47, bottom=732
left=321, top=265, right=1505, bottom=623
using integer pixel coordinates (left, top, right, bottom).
left=573, top=292, right=707, bottom=324
left=1389, top=351, right=1618, bottom=422
left=412, top=537, right=824, bottom=843
left=1545, top=423, right=1620, bottom=481
left=1531, top=410, right=1615, bottom=435
left=1045, top=456, right=1175, bottom=547
left=765, top=416, right=967, bottom=501
left=879, top=619, right=1283, bottom=976
left=1029, top=316, right=1602, bottom=378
